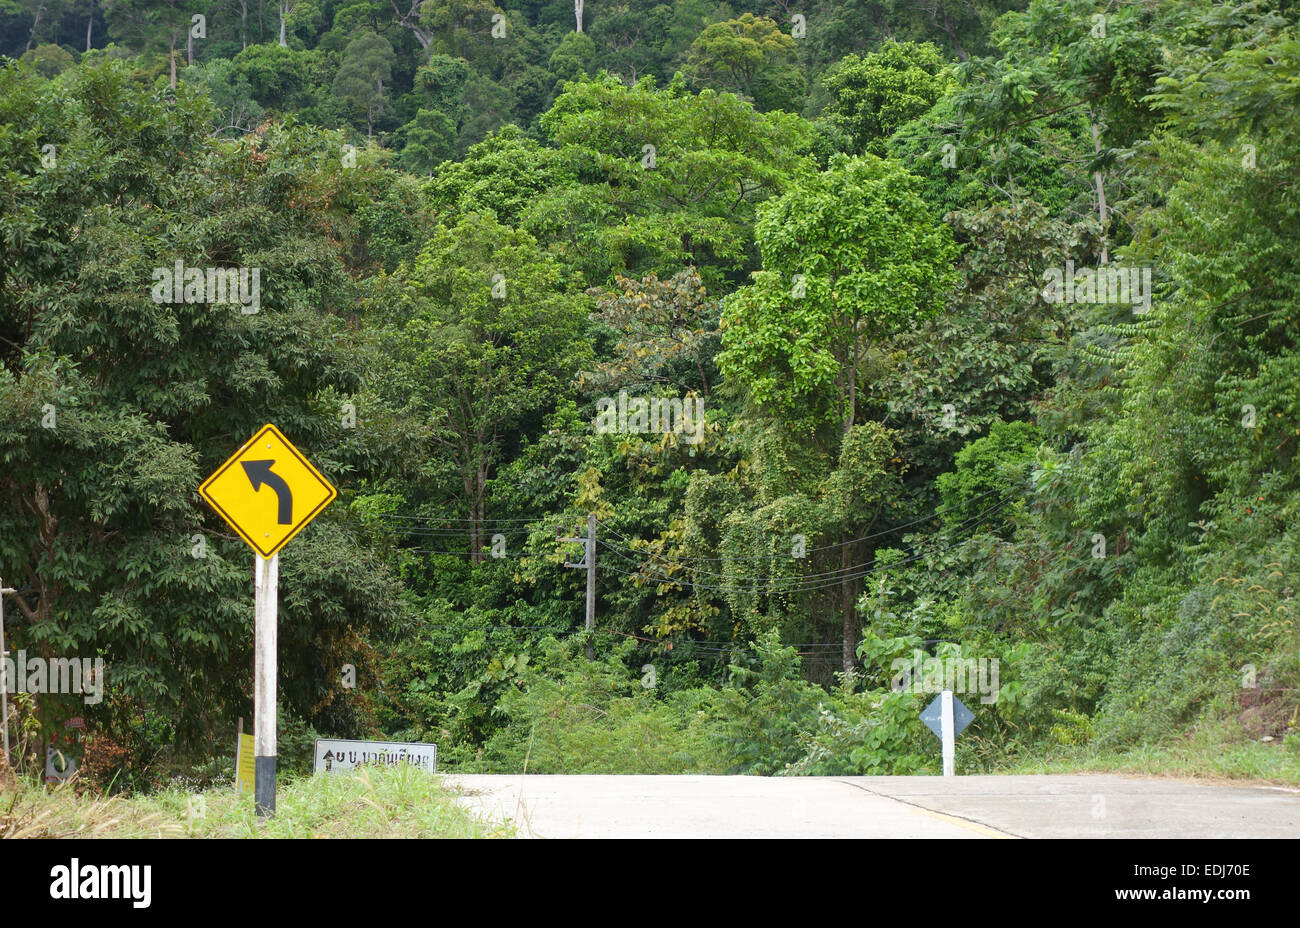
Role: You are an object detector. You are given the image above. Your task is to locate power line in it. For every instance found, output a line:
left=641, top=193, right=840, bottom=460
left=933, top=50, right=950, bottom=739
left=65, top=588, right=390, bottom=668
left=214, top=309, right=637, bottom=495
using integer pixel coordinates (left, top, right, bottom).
left=595, top=485, right=1011, bottom=562
left=349, top=485, right=1013, bottom=559
left=366, top=514, right=549, bottom=522
left=593, top=492, right=1021, bottom=586
left=348, top=486, right=1021, bottom=591
left=396, top=550, right=526, bottom=557
left=362, top=526, right=533, bottom=534
left=593, top=498, right=1020, bottom=596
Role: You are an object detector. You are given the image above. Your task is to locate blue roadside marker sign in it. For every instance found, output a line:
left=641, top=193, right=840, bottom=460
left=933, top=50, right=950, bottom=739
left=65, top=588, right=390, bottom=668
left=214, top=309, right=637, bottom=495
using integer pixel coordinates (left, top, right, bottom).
left=920, top=693, right=974, bottom=739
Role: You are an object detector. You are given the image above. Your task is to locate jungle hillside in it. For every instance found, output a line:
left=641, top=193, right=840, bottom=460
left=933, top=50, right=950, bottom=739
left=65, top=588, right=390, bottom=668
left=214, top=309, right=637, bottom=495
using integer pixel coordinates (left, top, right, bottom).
left=1, top=0, right=1298, bottom=789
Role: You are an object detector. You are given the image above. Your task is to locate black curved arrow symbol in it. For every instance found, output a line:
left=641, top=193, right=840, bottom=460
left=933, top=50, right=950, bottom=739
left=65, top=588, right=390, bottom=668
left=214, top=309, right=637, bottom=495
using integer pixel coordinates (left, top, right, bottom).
left=241, top=460, right=293, bottom=524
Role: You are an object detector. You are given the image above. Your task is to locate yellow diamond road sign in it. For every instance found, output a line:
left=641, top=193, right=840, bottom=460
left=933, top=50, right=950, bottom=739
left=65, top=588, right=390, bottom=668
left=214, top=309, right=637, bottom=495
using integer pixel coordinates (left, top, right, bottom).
left=199, top=424, right=337, bottom=558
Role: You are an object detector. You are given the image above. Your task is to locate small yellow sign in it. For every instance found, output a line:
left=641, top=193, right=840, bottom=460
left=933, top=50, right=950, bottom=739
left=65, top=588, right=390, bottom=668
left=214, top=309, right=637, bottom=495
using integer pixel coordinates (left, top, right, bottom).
left=199, top=423, right=337, bottom=558
left=235, top=732, right=255, bottom=794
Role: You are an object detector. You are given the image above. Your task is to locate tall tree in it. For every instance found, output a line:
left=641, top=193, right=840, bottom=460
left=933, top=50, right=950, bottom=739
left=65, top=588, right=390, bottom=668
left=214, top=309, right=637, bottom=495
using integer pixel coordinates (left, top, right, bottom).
left=277, top=0, right=296, bottom=44
left=686, top=13, right=797, bottom=100
left=954, top=0, right=1163, bottom=260
left=718, top=154, right=956, bottom=669
left=102, top=0, right=204, bottom=86
left=0, top=61, right=400, bottom=746
left=534, top=74, right=814, bottom=285
left=821, top=40, right=950, bottom=155
left=384, top=212, right=592, bottom=560
left=332, top=32, right=395, bottom=137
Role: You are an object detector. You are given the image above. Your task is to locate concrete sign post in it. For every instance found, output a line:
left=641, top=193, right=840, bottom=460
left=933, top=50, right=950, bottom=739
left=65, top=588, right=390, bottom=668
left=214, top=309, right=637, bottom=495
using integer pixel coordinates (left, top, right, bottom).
left=254, top=552, right=278, bottom=814
left=560, top=515, right=597, bottom=659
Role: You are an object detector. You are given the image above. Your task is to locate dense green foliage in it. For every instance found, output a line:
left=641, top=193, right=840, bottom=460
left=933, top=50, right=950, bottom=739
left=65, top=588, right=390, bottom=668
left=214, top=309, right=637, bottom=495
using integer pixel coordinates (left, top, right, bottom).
left=2, top=0, right=1298, bottom=786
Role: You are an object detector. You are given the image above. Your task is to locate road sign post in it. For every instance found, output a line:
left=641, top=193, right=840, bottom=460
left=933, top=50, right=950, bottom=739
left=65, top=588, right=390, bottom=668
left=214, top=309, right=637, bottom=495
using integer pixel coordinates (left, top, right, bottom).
left=920, top=690, right=973, bottom=778
left=254, top=553, right=278, bottom=814
left=0, top=579, right=13, bottom=766
left=200, top=424, right=336, bottom=818
left=941, top=690, right=955, bottom=777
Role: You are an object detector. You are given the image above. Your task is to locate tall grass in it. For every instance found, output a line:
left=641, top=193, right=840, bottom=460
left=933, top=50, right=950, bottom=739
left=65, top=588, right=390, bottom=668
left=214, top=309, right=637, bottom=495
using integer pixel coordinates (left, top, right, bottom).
left=0, top=765, right=509, bottom=838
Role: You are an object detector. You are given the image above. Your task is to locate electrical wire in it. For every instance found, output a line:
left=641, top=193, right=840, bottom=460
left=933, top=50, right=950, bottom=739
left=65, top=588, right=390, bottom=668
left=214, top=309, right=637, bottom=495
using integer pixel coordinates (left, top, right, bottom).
left=593, top=497, right=1021, bottom=595
left=593, top=491, right=1021, bottom=586
left=595, top=485, right=1011, bottom=562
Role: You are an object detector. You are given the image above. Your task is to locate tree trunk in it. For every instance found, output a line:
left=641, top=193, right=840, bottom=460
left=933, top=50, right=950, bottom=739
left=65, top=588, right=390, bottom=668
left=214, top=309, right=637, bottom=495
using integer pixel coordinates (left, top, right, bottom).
left=169, top=36, right=177, bottom=88
left=19, top=481, right=59, bottom=628
left=278, top=1, right=288, bottom=46
left=476, top=464, right=487, bottom=561
left=86, top=12, right=93, bottom=51
left=575, top=0, right=583, bottom=32
left=241, top=0, right=248, bottom=48
left=844, top=348, right=857, bottom=437
left=840, top=537, right=856, bottom=674
left=927, top=1, right=968, bottom=62
left=468, top=483, right=484, bottom=564
left=464, top=455, right=489, bottom=564
left=27, top=0, right=46, bottom=51
left=391, top=0, right=434, bottom=49
left=1090, top=114, right=1109, bottom=263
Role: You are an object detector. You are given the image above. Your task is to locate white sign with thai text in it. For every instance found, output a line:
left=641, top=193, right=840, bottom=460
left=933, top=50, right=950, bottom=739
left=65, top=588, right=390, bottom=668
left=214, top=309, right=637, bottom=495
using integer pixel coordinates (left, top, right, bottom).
left=313, top=738, right=436, bottom=774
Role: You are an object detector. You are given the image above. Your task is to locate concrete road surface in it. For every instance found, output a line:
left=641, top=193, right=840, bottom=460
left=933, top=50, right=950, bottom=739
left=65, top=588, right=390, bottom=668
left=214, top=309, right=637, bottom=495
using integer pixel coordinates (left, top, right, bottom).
left=443, top=774, right=1300, bottom=838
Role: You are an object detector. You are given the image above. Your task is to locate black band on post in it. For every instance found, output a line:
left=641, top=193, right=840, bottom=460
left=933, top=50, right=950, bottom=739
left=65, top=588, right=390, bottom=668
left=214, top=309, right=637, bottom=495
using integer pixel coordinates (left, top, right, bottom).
left=255, top=755, right=277, bottom=816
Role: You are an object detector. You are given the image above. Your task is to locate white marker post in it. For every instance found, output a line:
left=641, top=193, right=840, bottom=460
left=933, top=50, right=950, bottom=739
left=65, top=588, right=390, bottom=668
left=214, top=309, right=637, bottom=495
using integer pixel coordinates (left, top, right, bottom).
left=0, top=580, right=13, bottom=765
left=585, top=513, right=596, bottom=660
left=940, top=689, right=956, bottom=777
left=254, top=553, right=279, bottom=815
